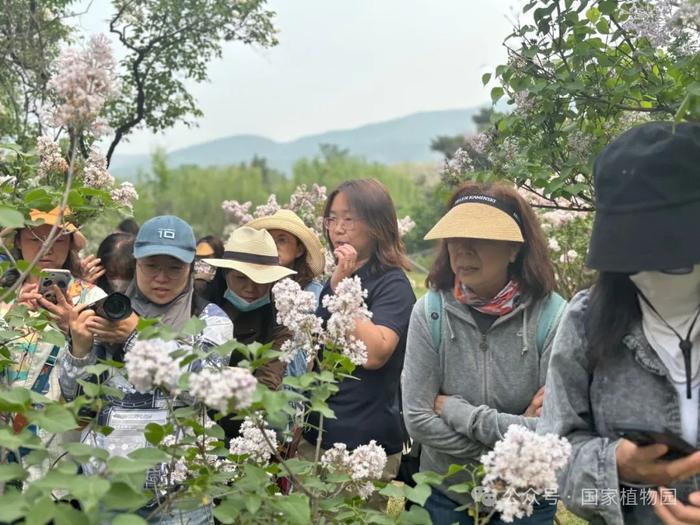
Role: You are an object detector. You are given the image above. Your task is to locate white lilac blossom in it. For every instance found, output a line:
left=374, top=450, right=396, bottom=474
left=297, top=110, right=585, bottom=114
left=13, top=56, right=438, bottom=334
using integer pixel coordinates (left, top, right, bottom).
left=441, top=147, right=475, bottom=185
left=124, top=338, right=180, bottom=393
left=272, top=278, right=323, bottom=364
left=221, top=199, right=253, bottom=225
left=547, top=238, right=561, bottom=253
left=566, top=131, right=592, bottom=159
left=322, top=276, right=372, bottom=366
left=110, top=181, right=138, bottom=209
left=48, top=34, right=119, bottom=131
left=321, top=440, right=387, bottom=499
left=229, top=415, right=278, bottom=466
left=36, top=136, right=68, bottom=178
left=82, top=148, right=114, bottom=189
left=480, top=425, right=571, bottom=523
left=623, top=0, right=699, bottom=53
left=513, top=90, right=535, bottom=116
left=559, top=249, right=579, bottom=264
left=467, top=131, right=492, bottom=155
left=253, top=194, right=281, bottom=218
left=188, top=367, right=257, bottom=412
left=397, top=216, right=416, bottom=237
left=540, top=209, right=583, bottom=229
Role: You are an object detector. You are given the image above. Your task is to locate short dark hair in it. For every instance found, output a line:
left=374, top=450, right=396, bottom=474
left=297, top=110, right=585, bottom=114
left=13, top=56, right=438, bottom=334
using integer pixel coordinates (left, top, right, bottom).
left=117, top=218, right=139, bottom=235
left=95, top=232, right=136, bottom=293
left=426, top=181, right=555, bottom=300
left=323, top=179, right=410, bottom=273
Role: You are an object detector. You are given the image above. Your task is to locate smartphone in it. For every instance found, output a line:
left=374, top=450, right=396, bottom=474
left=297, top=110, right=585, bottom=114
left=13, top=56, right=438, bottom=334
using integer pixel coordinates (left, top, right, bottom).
left=38, top=269, right=72, bottom=304
left=614, top=424, right=698, bottom=460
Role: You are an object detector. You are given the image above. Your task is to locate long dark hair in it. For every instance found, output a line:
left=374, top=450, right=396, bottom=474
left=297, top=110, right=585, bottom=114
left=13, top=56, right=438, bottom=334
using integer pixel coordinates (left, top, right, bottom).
left=426, top=181, right=556, bottom=300
left=587, top=272, right=640, bottom=365
left=95, top=232, right=136, bottom=293
left=323, top=179, right=410, bottom=273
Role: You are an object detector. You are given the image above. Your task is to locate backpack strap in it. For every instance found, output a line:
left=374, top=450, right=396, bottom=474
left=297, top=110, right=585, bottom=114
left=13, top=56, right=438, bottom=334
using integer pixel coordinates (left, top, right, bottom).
left=423, top=289, right=443, bottom=350
left=535, top=292, right=567, bottom=355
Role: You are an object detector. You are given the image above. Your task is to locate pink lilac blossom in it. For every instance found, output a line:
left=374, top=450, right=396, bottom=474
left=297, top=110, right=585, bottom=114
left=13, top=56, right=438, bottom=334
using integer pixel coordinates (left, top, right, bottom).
left=36, top=136, right=68, bottom=178
left=547, top=238, right=561, bottom=253
left=559, top=249, right=579, bottom=264
left=253, top=194, right=281, bottom=218
left=321, top=440, right=387, bottom=499
left=124, top=338, right=180, bottom=393
left=229, top=415, right=278, bottom=466
left=287, top=183, right=327, bottom=233
left=188, top=367, right=257, bottom=412
left=322, top=276, right=372, bottom=366
left=110, top=181, right=138, bottom=209
left=467, top=132, right=492, bottom=155
left=272, top=278, right=323, bottom=364
left=48, top=34, right=119, bottom=132
left=480, top=425, right=571, bottom=523
left=221, top=199, right=253, bottom=225
left=82, top=148, right=114, bottom=189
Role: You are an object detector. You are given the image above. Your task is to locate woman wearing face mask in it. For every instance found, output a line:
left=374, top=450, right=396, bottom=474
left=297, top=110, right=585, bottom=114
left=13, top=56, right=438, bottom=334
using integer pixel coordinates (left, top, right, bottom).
left=402, top=182, right=563, bottom=525
left=0, top=207, right=106, bottom=403
left=59, top=215, right=233, bottom=524
left=538, top=122, right=700, bottom=525
left=298, top=179, right=417, bottom=498
left=80, top=232, right=136, bottom=294
left=203, top=226, right=296, bottom=440
left=247, top=209, right=326, bottom=377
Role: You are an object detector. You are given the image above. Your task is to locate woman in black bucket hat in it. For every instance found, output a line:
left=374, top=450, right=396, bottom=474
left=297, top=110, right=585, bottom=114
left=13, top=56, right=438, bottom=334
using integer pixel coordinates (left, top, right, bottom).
left=538, top=122, right=700, bottom=525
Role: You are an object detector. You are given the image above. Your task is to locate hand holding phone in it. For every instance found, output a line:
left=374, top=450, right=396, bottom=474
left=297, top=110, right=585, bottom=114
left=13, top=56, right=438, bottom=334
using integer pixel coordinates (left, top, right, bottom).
left=38, top=269, right=72, bottom=304
left=614, top=424, right=697, bottom=460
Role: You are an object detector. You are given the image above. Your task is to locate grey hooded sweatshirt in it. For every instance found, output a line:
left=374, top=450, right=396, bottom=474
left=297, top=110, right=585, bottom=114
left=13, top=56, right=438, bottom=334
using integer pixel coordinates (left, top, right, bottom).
left=538, top=289, right=700, bottom=525
left=402, top=289, right=560, bottom=505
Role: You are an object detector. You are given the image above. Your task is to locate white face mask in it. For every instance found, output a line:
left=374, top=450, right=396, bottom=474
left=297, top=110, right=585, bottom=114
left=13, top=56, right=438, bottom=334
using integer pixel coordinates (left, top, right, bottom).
left=108, top=278, right=131, bottom=294
left=629, top=265, right=700, bottom=392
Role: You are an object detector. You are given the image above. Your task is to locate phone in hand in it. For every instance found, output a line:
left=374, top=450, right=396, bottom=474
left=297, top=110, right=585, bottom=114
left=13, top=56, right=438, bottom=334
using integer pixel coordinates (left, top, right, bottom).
left=37, top=269, right=72, bottom=304
left=614, top=423, right=698, bottom=460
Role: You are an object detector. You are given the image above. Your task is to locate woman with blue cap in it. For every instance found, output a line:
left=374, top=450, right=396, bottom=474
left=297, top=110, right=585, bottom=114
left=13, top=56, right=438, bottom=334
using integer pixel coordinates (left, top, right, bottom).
left=538, top=122, right=700, bottom=525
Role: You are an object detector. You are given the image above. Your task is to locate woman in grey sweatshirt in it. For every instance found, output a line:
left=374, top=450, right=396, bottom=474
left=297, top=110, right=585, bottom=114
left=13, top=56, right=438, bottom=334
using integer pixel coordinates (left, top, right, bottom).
left=403, top=182, right=565, bottom=525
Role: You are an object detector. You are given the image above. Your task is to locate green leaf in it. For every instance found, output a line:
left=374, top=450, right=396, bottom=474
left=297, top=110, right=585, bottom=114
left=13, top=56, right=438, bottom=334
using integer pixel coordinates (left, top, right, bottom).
left=128, top=447, right=169, bottom=463
left=24, top=496, right=55, bottom=525
left=244, top=494, right=262, bottom=514
left=112, top=514, right=148, bottom=525
left=213, top=498, right=240, bottom=524
left=52, top=502, right=89, bottom=525
left=101, top=482, right=150, bottom=511
left=64, top=442, right=109, bottom=461
left=490, top=87, right=504, bottom=103
left=26, top=403, right=78, bottom=433
left=397, top=505, right=433, bottom=525
left=481, top=72, right=492, bottom=85
left=0, top=463, right=27, bottom=482
left=144, top=422, right=166, bottom=445
left=107, top=456, right=151, bottom=474
left=77, top=379, right=99, bottom=397
left=40, top=329, right=66, bottom=347
left=0, top=206, right=24, bottom=228
left=272, top=493, right=310, bottom=525
left=0, top=387, right=31, bottom=411
left=412, top=470, right=445, bottom=486
left=180, top=316, right=206, bottom=336
left=405, top=483, right=431, bottom=505
left=0, top=490, right=27, bottom=522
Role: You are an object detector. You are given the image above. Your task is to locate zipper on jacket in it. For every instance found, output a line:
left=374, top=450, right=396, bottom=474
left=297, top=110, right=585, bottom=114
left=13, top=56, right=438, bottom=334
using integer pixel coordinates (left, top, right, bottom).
left=480, top=333, right=488, bottom=404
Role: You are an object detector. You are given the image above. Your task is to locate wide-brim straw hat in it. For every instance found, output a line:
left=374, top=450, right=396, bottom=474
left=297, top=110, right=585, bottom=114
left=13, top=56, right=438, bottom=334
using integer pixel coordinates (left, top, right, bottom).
left=203, top=226, right=297, bottom=284
left=424, top=195, right=524, bottom=243
left=246, top=209, right=325, bottom=276
left=1, top=207, right=87, bottom=250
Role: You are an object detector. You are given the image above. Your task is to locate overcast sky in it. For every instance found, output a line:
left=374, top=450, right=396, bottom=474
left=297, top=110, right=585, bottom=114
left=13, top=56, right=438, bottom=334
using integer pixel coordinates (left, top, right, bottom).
left=76, top=0, right=517, bottom=156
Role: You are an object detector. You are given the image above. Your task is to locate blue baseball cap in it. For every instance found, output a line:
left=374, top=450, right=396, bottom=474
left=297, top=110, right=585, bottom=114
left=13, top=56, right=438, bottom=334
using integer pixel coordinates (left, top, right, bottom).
left=134, top=215, right=196, bottom=263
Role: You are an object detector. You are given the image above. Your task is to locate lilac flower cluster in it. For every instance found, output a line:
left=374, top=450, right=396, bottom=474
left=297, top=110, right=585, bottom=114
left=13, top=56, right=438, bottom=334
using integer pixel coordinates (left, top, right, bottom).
left=110, top=181, right=139, bottom=209
left=480, top=425, right=571, bottom=522
left=124, top=339, right=180, bottom=393
left=397, top=216, right=416, bottom=237
left=321, top=440, right=387, bottom=499
left=271, top=278, right=323, bottom=364
left=221, top=199, right=253, bottom=225
left=623, top=0, right=698, bottom=53
left=188, top=367, right=258, bottom=412
left=229, top=415, right=279, bottom=466
left=36, top=136, right=68, bottom=178
left=83, top=149, right=115, bottom=189
left=322, top=276, right=372, bottom=365
left=253, top=194, right=281, bottom=218
left=48, top=34, right=119, bottom=132
left=287, top=183, right=327, bottom=233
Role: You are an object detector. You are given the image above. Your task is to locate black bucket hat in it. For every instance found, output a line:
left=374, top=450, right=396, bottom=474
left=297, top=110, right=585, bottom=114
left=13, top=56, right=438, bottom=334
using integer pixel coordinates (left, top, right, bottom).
left=587, top=121, right=700, bottom=273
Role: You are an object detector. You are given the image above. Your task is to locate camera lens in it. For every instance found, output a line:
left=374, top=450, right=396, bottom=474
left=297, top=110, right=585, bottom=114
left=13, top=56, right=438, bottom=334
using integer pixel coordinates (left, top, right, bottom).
left=102, top=293, right=132, bottom=321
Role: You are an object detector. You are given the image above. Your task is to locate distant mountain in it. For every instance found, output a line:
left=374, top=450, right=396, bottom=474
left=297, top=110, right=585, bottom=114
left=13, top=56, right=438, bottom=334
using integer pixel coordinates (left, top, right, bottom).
left=109, top=107, right=482, bottom=179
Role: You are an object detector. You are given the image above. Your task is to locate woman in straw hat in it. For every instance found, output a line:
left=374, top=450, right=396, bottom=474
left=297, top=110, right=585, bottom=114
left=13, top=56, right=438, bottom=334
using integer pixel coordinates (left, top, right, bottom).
left=203, top=225, right=296, bottom=441
left=539, top=123, right=700, bottom=525
left=247, top=209, right=325, bottom=377
left=0, top=207, right=106, bottom=403
left=403, top=182, right=563, bottom=525
left=299, top=178, right=417, bottom=496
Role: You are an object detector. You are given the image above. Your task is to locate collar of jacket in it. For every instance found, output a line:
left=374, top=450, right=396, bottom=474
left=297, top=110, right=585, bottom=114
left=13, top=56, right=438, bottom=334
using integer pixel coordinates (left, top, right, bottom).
left=622, top=323, right=668, bottom=377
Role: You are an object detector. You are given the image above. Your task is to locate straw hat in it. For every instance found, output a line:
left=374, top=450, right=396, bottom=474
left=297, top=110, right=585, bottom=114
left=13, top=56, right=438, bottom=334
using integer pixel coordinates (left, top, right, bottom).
left=424, top=194, right=524, bottom=243
left=203, top=226, right=297, bottom=284
left=246, top=209, right=325, bottom=276
left=1, top=207, right=87, bottom=250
